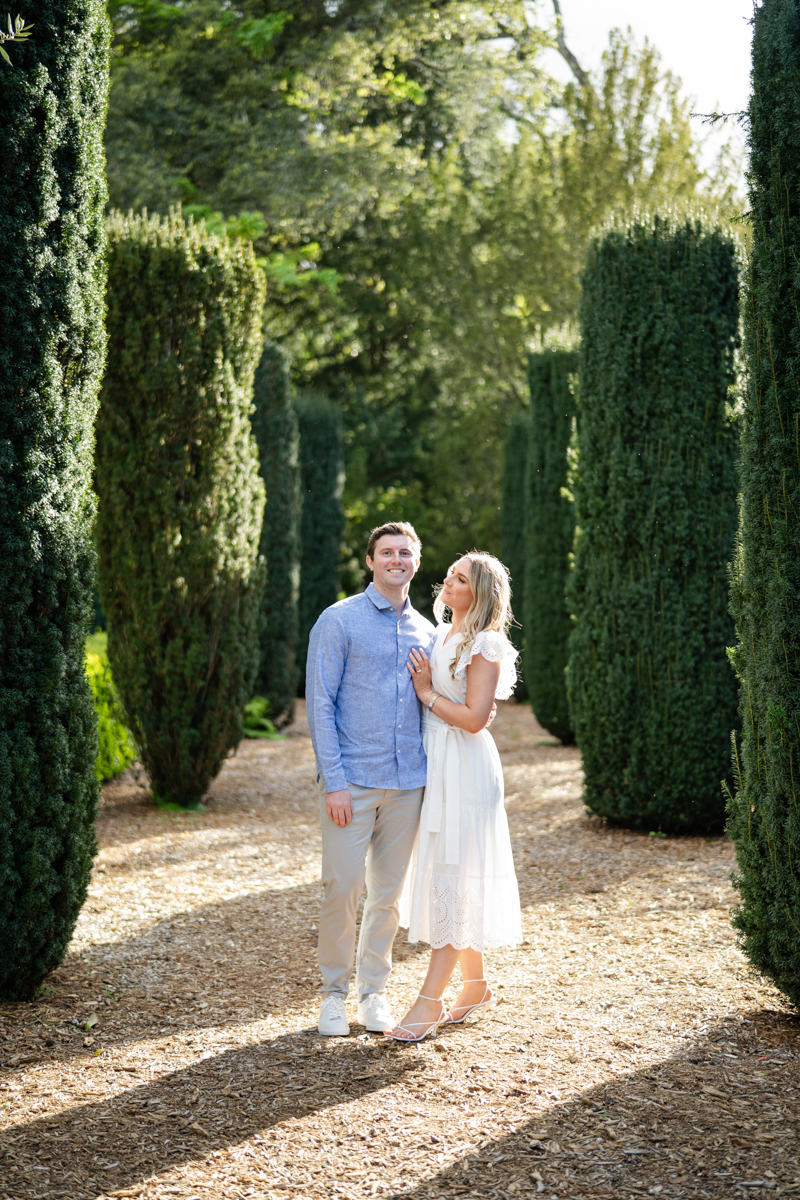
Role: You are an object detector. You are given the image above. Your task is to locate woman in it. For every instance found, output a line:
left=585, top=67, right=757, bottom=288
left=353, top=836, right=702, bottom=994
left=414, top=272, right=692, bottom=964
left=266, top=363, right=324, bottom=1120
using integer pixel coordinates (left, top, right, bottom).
left=386, top=552, right=522, bottom=1043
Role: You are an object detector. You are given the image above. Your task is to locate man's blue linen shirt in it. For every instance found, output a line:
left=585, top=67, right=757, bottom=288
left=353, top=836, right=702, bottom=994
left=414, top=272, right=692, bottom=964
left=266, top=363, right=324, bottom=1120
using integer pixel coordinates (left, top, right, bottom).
left=306, top=583, right=437, bottom=793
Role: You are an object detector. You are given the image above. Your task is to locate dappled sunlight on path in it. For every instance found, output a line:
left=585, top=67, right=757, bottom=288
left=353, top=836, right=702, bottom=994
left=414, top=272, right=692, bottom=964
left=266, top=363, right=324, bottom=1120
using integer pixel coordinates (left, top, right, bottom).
left=0, top=702, right=797, bottom=1200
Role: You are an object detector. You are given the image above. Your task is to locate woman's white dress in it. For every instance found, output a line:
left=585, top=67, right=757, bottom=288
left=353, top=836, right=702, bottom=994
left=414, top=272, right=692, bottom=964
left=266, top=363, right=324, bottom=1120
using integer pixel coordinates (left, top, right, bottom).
left=400, top=625, right=523, bottom=951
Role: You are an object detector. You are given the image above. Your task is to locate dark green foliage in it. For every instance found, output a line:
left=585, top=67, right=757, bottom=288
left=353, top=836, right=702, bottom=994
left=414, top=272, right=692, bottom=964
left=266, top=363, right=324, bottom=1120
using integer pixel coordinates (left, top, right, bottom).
left=728, top=0, right=800, bottom=1007
left=0, top=0, right=109, bottom=1000
left=295, top=392, right=345, bottom=687
left=569, top=216, right=739, bottom=832
left=501, top=410, right=530, bottom=699
left=0, top=2, right=109, bottom=998
left=524, top=351, right=578, bottom=743
left=251, top=342, right=302, bottom=726
left=97, top=210, right=266, bottom=809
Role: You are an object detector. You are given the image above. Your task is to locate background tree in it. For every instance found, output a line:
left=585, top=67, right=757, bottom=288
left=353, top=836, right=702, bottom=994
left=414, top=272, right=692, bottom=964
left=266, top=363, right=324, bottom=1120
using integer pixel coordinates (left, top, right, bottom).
left=501, top=409, right=530, bottom=699
left=295, top=392, right=345, bottom=687
left=251, top=341, right=302, bottom=726
left=97, top=210, right=266, bottom=809
left=728, top=0, right=800, bottom=1007
left=524, top=349, right=577, bottom=743
left=0, top=0, right=109, bottom=1000
left=569, top=216, right=739, bottom=833
left=102, top=0, right=739, bottom=601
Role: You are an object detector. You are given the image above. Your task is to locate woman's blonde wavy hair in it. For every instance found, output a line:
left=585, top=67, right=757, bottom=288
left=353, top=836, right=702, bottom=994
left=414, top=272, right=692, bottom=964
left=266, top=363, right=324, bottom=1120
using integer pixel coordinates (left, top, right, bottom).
left=433, top=552, right=514, bottom=679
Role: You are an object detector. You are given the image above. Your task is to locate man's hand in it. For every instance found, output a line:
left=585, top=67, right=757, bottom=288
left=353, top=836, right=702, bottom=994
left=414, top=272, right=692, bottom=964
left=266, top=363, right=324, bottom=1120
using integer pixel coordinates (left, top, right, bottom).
left=485, top=702, right=498, bottom=728
left=325, top=789, right=354, bottom=827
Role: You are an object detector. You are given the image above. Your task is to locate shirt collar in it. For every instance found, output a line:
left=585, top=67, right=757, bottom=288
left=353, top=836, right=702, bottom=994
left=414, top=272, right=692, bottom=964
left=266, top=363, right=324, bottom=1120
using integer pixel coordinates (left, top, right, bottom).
left=365, top=582, right=411, bottom=615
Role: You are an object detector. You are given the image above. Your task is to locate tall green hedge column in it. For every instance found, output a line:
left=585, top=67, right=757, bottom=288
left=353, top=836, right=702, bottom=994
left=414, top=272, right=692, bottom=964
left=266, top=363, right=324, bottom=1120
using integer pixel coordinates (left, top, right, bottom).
left=295, top=392, right=345, bottom=688
left=524, top=350, right=577, bottom=743
left=501, top=409, right=530, bottom=699
left=251, top=342, right=302, bottom=727
left=0, top=0, right=110, bottom=999
left=97, top=211, right=266, bottom=809
left=728, top=0, right=800, bottom=1007
left=569, top=217, right=739, bottom=833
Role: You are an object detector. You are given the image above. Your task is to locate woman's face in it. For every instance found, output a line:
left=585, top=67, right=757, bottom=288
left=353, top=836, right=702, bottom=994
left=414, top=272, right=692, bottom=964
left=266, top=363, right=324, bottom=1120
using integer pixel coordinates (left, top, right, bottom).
left=441, top=557, right=473, bottom=614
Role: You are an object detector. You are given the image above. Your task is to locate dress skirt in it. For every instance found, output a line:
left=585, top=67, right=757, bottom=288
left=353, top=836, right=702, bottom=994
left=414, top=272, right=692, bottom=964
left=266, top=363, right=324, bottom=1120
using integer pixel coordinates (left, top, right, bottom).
left=400, top=709, right=522, bottom=951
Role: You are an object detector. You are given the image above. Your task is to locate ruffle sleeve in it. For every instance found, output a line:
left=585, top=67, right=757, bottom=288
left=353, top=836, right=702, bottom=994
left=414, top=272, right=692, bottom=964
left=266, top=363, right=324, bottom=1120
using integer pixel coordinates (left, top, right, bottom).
left=453, top=630, right=518, bottom=700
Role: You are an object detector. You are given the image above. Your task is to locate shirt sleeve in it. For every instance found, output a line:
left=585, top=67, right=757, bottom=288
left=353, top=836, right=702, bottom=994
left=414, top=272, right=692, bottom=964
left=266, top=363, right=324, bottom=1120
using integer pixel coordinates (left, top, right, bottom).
left=306, top=610, right=350, bottom=793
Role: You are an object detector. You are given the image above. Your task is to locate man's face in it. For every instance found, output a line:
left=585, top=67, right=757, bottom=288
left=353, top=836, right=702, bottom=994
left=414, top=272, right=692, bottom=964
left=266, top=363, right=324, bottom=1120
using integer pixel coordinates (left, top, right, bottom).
left=366, top=535, right=420, bottom=591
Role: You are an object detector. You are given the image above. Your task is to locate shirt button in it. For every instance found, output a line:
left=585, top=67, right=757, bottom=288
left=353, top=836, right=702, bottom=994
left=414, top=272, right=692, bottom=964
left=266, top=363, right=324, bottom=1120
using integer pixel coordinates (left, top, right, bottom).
left=400, top=698, right=404, bottom=702
left=398, top=724, right=402, bottom=729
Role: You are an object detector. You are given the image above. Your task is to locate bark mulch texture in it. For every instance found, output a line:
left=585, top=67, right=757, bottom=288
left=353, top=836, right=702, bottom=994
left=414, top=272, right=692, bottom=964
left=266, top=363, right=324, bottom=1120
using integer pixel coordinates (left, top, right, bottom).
left=1, top=701, right=798, bottom=1200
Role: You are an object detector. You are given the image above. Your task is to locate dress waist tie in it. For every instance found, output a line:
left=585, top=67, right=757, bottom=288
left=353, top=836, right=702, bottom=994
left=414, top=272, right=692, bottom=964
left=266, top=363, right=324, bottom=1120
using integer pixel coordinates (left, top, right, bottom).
left=422, top=714, right=460, bottom=865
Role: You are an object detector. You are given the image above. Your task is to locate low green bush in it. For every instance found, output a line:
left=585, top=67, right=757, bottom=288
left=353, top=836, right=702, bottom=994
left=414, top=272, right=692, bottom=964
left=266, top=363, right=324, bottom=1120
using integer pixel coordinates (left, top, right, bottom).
left=86, top=648, right=137, bottom=782
left=243, top=697, right=285, bottom=741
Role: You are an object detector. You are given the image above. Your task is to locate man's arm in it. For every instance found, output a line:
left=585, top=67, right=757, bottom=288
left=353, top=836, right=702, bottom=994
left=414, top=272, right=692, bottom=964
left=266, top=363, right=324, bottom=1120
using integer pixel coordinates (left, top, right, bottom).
left=306, top=613, right=353, bottom=826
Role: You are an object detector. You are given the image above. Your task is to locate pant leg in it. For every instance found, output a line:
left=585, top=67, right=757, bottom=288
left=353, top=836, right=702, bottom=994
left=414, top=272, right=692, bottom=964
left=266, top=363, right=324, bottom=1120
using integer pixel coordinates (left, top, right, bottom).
left=356, top=785, right=424, bottom=1002
left=318, top=782, right=380, bottom=998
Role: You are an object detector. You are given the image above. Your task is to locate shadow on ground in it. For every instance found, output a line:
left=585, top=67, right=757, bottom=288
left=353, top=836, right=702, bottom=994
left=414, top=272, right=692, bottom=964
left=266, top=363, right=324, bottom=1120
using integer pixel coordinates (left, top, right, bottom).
left=379, top=1007, right=800, bottom=1199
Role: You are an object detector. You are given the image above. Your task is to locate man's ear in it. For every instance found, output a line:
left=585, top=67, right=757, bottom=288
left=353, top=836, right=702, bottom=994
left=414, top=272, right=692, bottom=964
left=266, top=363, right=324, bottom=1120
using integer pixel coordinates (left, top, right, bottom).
left=365, top=556, right=374, bottom=573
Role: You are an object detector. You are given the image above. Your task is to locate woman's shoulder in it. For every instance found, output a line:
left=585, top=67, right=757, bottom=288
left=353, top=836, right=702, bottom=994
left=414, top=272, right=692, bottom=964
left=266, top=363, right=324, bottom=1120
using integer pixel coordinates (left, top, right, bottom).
left=470, top=628, right=516, bottom=662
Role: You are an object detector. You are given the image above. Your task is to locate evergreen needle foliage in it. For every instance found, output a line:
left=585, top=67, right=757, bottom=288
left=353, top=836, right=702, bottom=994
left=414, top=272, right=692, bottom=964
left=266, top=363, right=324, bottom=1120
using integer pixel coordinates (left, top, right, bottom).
left=569, top=216, right=739, bottom=832
left=0, top=0, right=109, bottom=1000
left=251, top=342, right=302, bottom=727
left=524, top=350, right=578, bottom=743
left=501, top=410, right=530, bottom=698
left=728, top=0, right=800, bottom=1006
left=295, top=392, right=345, bottom=688
left=97, top=210, right=266, bottom=809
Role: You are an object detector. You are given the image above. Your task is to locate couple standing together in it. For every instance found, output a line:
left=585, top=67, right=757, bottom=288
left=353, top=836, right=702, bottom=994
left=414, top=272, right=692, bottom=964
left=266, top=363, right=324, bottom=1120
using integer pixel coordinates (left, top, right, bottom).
left=306, top=521, right=522, bottom=1043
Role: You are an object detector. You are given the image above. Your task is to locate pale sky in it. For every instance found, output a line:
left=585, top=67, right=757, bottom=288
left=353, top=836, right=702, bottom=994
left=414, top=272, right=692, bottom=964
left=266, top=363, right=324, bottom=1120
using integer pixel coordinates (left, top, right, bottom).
left=537, top=0, right=753, bottom=177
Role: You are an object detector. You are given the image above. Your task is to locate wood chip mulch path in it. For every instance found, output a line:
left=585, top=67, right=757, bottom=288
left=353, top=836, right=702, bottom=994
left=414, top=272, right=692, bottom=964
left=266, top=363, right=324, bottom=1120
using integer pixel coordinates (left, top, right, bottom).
left=1, top=701, right=798, bottom=1200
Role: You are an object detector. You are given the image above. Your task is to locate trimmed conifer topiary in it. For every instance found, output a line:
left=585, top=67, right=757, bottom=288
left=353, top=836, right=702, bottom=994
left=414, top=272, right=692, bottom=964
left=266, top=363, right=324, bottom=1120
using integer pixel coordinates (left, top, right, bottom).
left=501, top=409, right=530, bottom=699
left=524, top=350, right=577, bottom=743
left=295, top=392, right=345, bottom=687
left=97, top=210, right=266, bottom=809
left=728, top=0, right=800, bottom=1006
left=0, top=0, right=110, bottom=999
left=569, top=216, right=739, bottom=832
left=251, top=342, right=302, bottom=727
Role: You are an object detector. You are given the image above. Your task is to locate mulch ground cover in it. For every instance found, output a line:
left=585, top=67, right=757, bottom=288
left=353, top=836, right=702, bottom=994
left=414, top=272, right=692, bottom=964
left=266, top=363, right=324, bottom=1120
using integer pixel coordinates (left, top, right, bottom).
left=1, top=701, right=798, bottom=1200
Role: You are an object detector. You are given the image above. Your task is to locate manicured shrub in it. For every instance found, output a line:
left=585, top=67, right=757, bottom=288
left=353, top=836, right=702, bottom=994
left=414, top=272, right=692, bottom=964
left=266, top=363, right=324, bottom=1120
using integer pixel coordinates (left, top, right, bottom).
left=97, top=210, right=266, bottom=809
left=501, top=409, right=530, bottom=699
left=86, top=648, right=137, bottom=782
left=569, top=216, right=739, bottom=832
left=524, top=350, right=578, bottom=743
left=728, top=0, right=800, bottom=1007
left=251, top=342, right=302, bottom=726
left=0, top=0, right=110, bottom=1000
left=295, top=392, right=345, bottom=687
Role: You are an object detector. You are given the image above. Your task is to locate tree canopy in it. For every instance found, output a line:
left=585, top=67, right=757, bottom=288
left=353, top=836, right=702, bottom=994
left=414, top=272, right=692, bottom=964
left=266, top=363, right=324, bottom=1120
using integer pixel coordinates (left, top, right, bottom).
left=105, top=0, right=740, bottom=598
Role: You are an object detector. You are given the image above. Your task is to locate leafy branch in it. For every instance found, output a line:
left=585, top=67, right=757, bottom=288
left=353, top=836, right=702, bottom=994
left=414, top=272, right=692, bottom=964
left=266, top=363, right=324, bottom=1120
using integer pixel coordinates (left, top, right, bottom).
left=0, top=12, right=33, bottom=65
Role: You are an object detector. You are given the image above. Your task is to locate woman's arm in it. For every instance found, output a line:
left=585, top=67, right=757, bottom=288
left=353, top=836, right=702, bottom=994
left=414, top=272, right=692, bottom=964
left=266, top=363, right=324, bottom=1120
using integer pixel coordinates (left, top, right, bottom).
left=407, top=646, right=500, bottom=734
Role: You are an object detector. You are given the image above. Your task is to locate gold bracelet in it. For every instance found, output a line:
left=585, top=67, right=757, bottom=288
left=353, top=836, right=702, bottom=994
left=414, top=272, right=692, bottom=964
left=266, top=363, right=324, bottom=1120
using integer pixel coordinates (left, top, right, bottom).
left=427, top=693, right=438, bottom=710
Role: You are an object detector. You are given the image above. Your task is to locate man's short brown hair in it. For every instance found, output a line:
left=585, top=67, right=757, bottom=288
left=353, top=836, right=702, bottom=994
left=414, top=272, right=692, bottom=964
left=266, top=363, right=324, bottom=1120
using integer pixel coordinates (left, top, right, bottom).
left=366, top=521, right=422, bottom=561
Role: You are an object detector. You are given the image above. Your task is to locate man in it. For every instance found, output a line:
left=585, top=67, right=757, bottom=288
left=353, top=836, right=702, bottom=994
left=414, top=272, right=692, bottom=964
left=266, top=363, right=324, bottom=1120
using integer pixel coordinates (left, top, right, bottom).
left=306, top=521, right=435, bottom=1035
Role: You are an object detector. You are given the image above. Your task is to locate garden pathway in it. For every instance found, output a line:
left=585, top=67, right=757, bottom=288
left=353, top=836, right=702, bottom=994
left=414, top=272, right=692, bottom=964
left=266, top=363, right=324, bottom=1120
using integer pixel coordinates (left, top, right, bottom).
left=0, top=702, right=798, bottom=1200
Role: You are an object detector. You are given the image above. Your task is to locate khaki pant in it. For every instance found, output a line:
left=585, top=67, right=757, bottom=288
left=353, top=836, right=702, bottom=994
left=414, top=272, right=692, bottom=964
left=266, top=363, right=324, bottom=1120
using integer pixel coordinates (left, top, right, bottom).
left=318, top=781, right=423, bottom=1001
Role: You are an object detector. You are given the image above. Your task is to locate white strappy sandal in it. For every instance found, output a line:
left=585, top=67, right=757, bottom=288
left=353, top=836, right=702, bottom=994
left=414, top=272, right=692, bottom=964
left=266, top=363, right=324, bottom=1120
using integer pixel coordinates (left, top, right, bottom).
left=443, top=979, right=496, bottom=1026
left=383, top=994, right=446, bottom=1043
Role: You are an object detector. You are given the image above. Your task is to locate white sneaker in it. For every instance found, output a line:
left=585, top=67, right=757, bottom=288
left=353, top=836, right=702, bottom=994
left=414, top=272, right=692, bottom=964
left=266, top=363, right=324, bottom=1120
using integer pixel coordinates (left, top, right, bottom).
left=357, top=992, right=396, bottom=1032
left=318, top=995, right=350, bottom=1037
